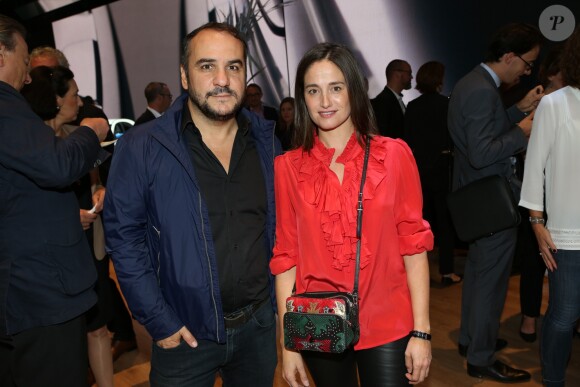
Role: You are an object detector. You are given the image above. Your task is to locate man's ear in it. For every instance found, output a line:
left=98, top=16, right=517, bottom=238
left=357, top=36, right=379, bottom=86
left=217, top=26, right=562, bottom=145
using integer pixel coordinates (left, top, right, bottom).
left=0, top=45, right=5, bottom=67
left=180, top=65, right=188, bottom=90
left=501, top=52, right=515, bottom=65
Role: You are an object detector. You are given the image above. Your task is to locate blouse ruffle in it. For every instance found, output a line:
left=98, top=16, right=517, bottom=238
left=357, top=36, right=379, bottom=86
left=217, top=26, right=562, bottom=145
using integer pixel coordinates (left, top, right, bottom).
left=287, top=134, right=388, bottom=271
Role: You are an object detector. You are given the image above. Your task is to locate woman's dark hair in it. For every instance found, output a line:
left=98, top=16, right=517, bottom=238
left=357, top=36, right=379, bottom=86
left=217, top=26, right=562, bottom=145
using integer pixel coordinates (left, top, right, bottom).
left=277, top=97, right=296, bottom=150
left=294, top=42, right=377, bottom=151
left=278, top=97, right=295, bottom=127
left=484, top=23, right=543, bottom=63
left=415, top=61, right=445, bottom=94
left=21, top=65, right=74, bottom=120
left=537, top=45, right=563, bottom=88
left=561, top=27, right=580, bottom=88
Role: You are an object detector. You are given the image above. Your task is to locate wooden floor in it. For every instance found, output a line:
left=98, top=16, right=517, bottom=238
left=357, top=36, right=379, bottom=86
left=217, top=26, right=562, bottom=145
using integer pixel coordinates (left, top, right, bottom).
left=107, top=251, right=580, bottom=387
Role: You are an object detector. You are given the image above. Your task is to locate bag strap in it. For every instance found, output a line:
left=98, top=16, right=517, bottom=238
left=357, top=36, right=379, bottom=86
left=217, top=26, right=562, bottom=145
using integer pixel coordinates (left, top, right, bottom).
left=353, top=138, right=370, bottom=298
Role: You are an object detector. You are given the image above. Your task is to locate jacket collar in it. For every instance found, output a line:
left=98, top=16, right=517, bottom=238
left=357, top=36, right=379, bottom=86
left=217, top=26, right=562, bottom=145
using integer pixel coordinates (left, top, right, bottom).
left=148, top=93, right=277, bottom=184
left=474, top=65, right=500, bottom=88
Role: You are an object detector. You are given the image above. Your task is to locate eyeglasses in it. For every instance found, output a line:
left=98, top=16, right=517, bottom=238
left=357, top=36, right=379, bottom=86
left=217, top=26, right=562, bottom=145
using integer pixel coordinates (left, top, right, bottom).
left=160, top=93, right=173, bottom=99
left=516, top=55, right=534, bottom=71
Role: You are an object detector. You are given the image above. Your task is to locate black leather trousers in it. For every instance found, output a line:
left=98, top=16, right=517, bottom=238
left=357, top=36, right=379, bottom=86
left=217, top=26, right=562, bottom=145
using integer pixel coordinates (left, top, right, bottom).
left=301, top=335, right=411, bottom=387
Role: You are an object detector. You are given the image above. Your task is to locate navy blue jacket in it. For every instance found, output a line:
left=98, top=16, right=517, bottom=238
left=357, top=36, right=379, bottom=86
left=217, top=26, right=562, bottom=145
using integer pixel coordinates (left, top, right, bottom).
left=0, top=81, right=108, bottom=335
left=104, top=93, right=281, bottom=342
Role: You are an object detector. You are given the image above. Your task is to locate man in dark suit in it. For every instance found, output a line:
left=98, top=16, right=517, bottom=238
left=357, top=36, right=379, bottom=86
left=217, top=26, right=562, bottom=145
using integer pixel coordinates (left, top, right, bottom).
left=371, top=59, right=413, bottom=138
left=0, top=15, right=110, bottom=387
left=134, top=81, right=173, bottom=125
left=245, top=83, right=278, bottom=121
left=448, top=23, right=544, bottom=383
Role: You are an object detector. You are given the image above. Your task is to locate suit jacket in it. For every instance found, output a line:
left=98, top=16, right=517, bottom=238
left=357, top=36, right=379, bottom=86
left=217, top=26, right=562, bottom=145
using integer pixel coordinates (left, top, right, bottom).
left=448, top=65, right=527, bottom=191
left=0, top=81, right=109, bottom=335
left=263, top=105, right=279, bottom=122
left=134, top=109, right=156, bottom=126
left=404, top=92, right=452, bottom=191
left=371, top=87, right=405, bottom=139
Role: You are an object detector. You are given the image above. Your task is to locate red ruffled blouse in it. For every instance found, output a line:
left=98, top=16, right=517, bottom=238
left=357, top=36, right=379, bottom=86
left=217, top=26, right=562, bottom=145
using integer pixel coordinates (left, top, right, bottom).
left=270, top=134, right=433, bottom=350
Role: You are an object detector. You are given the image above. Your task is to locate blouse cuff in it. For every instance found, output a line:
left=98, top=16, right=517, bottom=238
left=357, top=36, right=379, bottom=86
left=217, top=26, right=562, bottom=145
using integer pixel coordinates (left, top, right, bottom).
left=398, top=224, right=434, bottom=256
left=269, top=250, right=297, bottom=275
left=518, top=199, right=543, bottom=212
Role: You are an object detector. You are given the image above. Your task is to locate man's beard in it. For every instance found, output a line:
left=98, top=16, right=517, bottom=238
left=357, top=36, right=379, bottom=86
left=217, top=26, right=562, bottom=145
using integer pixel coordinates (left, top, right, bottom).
left=404, top=81, right=412, bottom=90
left=188, top=85, right=243, bottom=121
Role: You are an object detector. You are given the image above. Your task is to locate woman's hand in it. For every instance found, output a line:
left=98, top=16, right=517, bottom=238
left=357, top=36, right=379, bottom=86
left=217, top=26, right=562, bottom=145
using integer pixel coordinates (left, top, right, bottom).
left=532, top=224, right=558, bottom=271
left=79, top=209, right=97, bottom=230
left=92, top=186, right=106, bottom=213
left=281, top=349, right=309, bottom=387
left=405, top=337, right=432, bottom=384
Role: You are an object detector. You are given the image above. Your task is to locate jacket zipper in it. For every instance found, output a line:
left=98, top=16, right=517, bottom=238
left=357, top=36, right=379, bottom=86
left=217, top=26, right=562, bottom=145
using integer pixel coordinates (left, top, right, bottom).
left=199, top=191, right=220, bottom=341
left=152, top=225, right=161, bottom=284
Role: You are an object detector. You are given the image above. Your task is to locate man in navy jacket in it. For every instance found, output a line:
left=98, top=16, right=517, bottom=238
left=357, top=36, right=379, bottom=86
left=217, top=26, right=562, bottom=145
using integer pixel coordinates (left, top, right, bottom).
left=0, top=14, right=109, bottom=387
left=104, top=22, right=281, bottom=386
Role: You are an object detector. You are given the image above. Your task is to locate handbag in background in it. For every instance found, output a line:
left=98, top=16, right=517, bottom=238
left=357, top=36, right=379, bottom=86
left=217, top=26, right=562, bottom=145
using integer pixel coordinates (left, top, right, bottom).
left=283, top=140, right=370, bottom=353
left=447, top=175, right=521, bottom=242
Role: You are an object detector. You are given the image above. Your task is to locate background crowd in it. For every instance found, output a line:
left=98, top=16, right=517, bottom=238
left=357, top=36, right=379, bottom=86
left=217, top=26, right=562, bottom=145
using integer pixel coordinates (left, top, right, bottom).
left=1, top=9, right=580, bottom=387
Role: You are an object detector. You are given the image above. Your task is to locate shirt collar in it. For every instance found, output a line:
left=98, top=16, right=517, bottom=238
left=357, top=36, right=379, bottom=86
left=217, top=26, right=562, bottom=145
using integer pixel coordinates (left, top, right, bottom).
left=147, top=106, right=162, bottom=118
left=387, top=86, right=404, bottom=99
left=480, top=63, right=501, bottom=88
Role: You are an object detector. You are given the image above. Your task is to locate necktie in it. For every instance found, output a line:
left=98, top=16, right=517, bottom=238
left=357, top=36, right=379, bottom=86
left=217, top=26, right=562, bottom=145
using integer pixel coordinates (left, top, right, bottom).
left=398, top=94, right=406, bottom=113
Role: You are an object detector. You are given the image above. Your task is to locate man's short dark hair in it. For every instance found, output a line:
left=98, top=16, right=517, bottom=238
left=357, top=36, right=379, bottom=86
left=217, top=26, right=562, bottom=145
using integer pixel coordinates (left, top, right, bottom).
left=21, top=65, right=75, bottom=120
left=0, top=14, right=26, bottom=51
left=180, top=22, right=247, bottom=71
left=484, top=23, right=543, bottom=63
left=385, top=59, right=409, bottom=81
left=144, top=82, right=167, bottom=103
left=246, top=83, right=262, bottom=94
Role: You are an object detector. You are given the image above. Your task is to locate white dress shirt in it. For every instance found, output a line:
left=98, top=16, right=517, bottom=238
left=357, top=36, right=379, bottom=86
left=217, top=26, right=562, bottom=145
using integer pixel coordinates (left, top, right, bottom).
left=519, top=86, right=580, bottom=249
left=387, top=86, right=406, bottom=113
left=147, top=106, right=162, bottom=118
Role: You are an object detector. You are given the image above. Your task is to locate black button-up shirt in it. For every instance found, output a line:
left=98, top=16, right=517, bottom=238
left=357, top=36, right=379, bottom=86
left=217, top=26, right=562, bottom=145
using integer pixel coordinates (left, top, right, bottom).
left=181, top=105, right=269, bottom=314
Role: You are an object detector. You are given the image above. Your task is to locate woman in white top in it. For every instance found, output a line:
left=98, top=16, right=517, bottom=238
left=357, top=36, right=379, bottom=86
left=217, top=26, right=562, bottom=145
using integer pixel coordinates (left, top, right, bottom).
left=519, top=27, right=580, bottom=387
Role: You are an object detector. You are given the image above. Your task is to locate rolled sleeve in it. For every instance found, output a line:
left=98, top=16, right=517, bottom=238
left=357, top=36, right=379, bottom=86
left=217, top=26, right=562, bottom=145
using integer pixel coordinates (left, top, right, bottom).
left=392, top=141, right=434, bottom=255
left=270, top=156, right=298, bottom=275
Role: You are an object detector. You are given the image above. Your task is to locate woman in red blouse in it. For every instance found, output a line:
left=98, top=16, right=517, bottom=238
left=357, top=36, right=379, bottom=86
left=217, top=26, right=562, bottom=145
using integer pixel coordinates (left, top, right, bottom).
left=271, top=43, right=434, bottom=387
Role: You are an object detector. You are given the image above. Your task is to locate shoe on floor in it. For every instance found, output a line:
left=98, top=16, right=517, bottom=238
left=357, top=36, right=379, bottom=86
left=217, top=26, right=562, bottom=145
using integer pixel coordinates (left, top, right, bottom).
left=519, top=330, right=537, bottom=343
left=467, top=360, right=531, bottom=383
left=519, top=315, right=537, bottom=343
left=441, top=273, right=463, bottom=286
